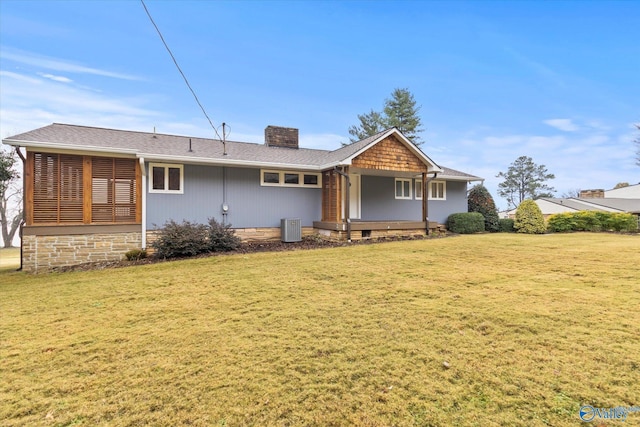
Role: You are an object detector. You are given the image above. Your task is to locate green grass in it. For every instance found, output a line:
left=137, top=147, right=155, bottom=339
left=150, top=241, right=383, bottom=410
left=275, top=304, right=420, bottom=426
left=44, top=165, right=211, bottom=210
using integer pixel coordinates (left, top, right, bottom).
left=1, top=233, right=639, bottom=426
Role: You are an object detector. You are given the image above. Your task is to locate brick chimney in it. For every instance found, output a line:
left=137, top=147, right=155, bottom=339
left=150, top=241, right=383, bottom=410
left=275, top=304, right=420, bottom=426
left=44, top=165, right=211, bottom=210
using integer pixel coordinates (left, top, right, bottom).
left=579, top=189, right=605, bottom=198
left=265, top=126, right=299, bottom=149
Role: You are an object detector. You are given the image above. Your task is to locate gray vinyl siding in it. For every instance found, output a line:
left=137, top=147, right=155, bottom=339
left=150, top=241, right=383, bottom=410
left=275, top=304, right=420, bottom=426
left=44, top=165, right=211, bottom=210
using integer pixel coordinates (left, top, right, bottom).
left=360, top=175, right=422, bottom=221
left=359, top=175, right=468, bottom=224
left=146, top=164, right=320, bottom=229
left=427, top=180, right=469, bottom=224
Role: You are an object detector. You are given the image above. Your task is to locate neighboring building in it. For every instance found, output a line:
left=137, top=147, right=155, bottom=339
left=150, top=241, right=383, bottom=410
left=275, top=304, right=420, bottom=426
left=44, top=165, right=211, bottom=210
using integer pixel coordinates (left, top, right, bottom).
left=604, top=183, right=640, bottom=199
left=3, top=123, right=482, bottom=272
left=506, top=183, right=640, bottom=219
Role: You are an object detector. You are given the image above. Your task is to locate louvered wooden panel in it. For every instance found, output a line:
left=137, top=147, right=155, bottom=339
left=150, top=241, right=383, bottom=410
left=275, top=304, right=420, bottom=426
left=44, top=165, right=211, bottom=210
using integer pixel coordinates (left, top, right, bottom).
left=113, top=159, right=136, bottom=223
left=58, top=155, right=83, bottom=223
left=32, top=153, right=84, bottom=224
left=91, top=157, right=137, bottom=223
left=33, top=153, right=59, bottom=223
left=92, top=157, right=115, bottom=223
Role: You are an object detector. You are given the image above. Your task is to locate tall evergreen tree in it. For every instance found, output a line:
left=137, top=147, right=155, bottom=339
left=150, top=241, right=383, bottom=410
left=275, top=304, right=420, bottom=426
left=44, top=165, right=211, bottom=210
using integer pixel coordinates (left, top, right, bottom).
left=348, top=88, right=424, bottom=145
left=348, top=110, right=384, bottom=142
left=497, top=156, right=555, bottom=209
left=467, top=184, right=500, bottom=232
left=382, top=88, right=423, bottom=144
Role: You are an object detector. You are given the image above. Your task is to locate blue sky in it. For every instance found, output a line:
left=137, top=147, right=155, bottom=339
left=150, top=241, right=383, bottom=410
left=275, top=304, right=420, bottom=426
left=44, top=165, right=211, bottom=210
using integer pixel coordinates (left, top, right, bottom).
left=1, top=0, right=638, bottom=209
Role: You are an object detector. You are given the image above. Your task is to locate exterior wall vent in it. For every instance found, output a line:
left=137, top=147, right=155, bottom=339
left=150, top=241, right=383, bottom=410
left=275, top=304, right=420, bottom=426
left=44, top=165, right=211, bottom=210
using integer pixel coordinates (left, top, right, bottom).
left=281, top=218, right=302, bottom=242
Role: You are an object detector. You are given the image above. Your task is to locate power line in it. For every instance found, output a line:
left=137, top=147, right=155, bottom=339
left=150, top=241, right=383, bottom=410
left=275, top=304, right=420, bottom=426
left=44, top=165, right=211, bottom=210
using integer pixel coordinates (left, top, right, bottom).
left=140, top=0, right=223, bottom=142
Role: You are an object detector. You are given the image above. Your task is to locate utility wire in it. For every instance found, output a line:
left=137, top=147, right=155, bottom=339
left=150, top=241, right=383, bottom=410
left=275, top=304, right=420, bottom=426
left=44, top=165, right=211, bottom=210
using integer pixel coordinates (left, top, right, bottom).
left=140, top=0, right=223, bottom=142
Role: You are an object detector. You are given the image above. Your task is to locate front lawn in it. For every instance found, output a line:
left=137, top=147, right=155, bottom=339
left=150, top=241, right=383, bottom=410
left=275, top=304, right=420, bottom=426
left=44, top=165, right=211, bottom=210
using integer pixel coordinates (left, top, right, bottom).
left=1, top=233, right=638, bottom=426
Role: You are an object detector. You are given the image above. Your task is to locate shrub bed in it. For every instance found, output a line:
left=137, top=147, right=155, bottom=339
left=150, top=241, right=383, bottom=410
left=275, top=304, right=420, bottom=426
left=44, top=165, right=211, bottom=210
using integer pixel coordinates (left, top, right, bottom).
left=152, top=218, right=241, bottom=259
left=548, top=211, right=638, bottom=233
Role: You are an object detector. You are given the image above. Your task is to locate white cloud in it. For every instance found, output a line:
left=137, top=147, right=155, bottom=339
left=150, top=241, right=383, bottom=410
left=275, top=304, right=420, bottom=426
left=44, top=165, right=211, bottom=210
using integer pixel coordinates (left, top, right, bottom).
left=0, top=48, right=140, bottom=81
left=543, top=118, right=580, bottom=132
left=38, top=73, right=72, bottom=83
left=0, top=70, right=159, bottom=137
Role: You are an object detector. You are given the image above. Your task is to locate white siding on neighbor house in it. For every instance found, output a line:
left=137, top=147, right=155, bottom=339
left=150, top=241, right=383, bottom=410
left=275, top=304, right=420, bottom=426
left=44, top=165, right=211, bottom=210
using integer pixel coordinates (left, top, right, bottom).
left=605, top=184, right=640, bottom=199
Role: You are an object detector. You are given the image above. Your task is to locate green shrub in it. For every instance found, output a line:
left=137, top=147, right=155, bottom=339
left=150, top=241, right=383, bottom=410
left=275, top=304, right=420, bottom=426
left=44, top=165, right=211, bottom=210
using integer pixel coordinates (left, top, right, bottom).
left=468, top=185, right=500, bottom=232
left=152, top=220, right=210, bottom=259
left=498, top=218, right=515, bottom=233
left=547, top=213, right=574, bottom=232
left=446, top=212, right=485, bottom=234
left=208, top=218, right=241, bottom=252
left=514, top=200, right=546, bottom=234
left=124, top=248, right=147, bottom=261
left=548, top=211, right=638, bottom=233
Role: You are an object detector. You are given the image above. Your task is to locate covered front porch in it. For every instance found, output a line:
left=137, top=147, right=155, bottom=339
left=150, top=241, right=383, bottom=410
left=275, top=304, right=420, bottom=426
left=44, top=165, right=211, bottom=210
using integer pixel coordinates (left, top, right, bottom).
left=314, top=129, right=443, bottom=240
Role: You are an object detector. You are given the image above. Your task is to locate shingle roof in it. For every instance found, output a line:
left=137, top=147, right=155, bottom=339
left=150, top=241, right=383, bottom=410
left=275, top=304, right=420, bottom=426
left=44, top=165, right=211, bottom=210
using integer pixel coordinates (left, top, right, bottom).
left=438, top=166, right=483, bottom=182
left=537, top=197, right=640, bottom=214
left=3, top=123, right=482, bottom=180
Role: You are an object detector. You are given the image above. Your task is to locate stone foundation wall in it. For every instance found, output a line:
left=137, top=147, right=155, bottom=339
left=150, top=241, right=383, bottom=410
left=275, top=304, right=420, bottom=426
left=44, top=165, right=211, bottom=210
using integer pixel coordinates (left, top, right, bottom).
left=233, top=227, right=316, bottom=241
left=317, top=228, right=427, bottom=241
left=23, top=232, right=142, bottom=273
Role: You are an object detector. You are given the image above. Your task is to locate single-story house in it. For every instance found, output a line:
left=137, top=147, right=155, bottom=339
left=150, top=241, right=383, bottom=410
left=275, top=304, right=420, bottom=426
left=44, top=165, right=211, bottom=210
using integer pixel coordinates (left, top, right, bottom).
left=3, top=123, right=482, bottom=272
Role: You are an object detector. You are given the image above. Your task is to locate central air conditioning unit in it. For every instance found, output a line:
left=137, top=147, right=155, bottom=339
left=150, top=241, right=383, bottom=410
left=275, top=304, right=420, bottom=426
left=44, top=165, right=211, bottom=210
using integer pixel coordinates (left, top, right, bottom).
left=281, top=218, right=302, bottom=242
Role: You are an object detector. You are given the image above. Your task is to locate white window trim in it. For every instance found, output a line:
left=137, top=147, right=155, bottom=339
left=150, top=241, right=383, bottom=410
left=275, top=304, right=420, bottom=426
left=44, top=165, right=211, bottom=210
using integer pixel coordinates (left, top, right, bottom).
left=428, top=180, right=446, bottom=200
left=260, top=169, right=322, bottom=188
left=415, top=179, right=423, bottom=200
left=149, top=163, right=184, bottom=194
left=395, top=178, right=412, bottom=200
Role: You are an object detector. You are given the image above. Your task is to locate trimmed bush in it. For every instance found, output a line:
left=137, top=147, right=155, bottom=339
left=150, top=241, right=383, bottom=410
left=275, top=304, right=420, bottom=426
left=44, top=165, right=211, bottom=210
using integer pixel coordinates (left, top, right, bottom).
left=446, top=212, right=485, bottom=234
left=208, top=218, right=241, bottom=252
left=124, top=248, right=147, bottom=261
left=468, top=185, right=500, bottom=232
left=498, top=218, right=515, bottom=233
left=548, top=211, right=638, bottom=233
left=152, top=220, right=210, bottom=259
left=514, top=200, right=546, bottom=234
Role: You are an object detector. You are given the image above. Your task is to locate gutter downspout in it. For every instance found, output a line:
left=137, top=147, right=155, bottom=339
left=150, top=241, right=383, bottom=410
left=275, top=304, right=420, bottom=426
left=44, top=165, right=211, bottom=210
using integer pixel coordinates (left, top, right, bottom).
left=424, top=171, right=438, bottom=235
left=334, top=166, right=351, bottom=242
left=139, top=158, right=147, bottom=249
left=15, top=147, right=26, bottom=271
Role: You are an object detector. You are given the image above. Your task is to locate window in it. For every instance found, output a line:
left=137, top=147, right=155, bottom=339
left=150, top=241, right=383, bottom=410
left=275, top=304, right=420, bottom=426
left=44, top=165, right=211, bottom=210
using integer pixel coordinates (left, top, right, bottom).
left=395, top=178, right=412, bottom=199
left=263, top=172, right=280, bottom=184
left=149, top=163, right=183, bottom=193
left=429, top=181, right=446, bottom=200
left=284, top=173, right=299, bottom=185
left=415, top=179, right=423, bottom=200
left=260, top=170, right=321, bottom=188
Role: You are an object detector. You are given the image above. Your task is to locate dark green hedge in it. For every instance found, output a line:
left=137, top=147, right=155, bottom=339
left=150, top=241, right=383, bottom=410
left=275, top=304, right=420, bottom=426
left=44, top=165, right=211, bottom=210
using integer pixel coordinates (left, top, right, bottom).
left=446, top=212, right=485, bottom=234
left=498, top=218, right=515, bottom=232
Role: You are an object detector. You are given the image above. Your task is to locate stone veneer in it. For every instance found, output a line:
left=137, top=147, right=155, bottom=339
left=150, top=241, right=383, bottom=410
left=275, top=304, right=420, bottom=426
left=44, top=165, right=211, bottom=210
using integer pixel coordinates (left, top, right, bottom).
left=22, top=232, right=142, bottom=273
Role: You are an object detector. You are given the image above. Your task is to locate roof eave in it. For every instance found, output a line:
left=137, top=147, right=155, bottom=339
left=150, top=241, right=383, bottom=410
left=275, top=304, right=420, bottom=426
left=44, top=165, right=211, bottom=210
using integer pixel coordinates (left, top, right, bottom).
left=2, top=138, right=139, bottom=156
left=137, top=153, right=322, bottom=171
left=436, top=174, right=483, bottom=182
